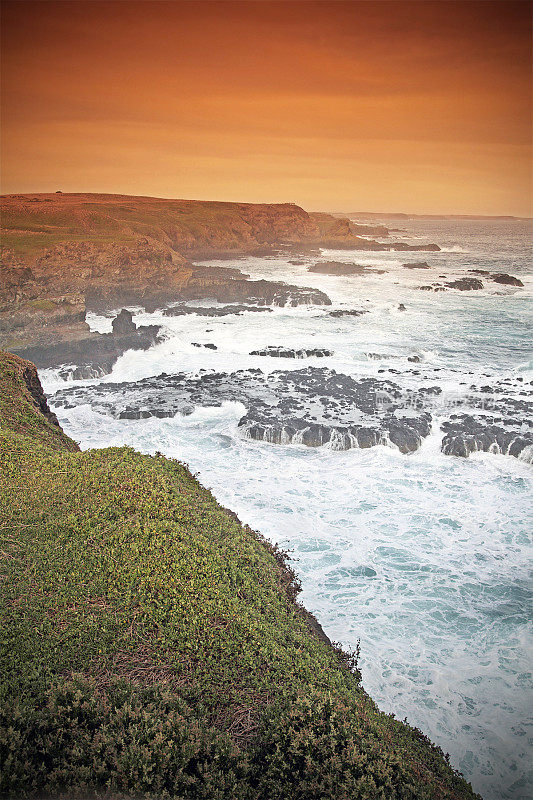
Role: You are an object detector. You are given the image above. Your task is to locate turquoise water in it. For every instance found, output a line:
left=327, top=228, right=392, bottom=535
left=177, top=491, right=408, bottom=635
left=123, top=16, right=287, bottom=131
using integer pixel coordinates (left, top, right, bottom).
left=46, top=219, right=532, bottom=799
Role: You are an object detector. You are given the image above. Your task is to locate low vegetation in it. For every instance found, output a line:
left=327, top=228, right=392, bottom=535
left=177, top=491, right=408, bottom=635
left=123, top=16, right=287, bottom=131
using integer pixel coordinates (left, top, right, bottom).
left=0, top=351, right=480, bottom=798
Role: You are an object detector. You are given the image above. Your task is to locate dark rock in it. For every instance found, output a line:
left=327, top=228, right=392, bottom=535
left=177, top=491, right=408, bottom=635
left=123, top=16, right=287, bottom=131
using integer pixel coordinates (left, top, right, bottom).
left=440, top=382, right=533, bottom=461
left=403, top=262, right=430, bottom=269
left=192, top=342, right=217, bottom=350
left=111, top=309, right=136, bottom=334
left=398, top=304, right=407, bottom=311
left=52, top=366, right=435, bottom=455
left=23, top=364, right=60, bottom=426
left=164, top=304, right=272, bottom=317
left=250, top=346, right=333, bottom=358
left=16, top=325, right=162, bottom=374
left=171, top=278, right=331, bottom=307
left=445, top=278, right=484, bottom=291
left=408, top=355, right=421, bottom=363
left=308, top=261, right=386, bottom=276
left=391, top=243, right=440, bottom=252
left=58, top=364, right=112, bottom=381
left=490, top=273, right=523, bottom=287
left=328, top=309, right=367, bottom=317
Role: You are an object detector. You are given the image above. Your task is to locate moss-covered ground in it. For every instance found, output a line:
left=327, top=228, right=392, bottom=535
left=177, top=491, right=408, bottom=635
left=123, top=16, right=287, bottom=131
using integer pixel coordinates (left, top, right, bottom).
left=0, top=352, right=481, bottom=799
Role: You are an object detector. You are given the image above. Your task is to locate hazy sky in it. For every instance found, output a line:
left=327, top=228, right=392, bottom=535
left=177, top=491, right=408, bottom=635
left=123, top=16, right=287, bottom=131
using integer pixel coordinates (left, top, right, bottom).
left=2, top=0, right=532, bottom=214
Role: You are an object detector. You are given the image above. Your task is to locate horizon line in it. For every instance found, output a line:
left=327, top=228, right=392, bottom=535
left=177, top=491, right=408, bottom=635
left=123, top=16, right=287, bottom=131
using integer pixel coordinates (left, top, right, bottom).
left=1, top=190, right=531, bottom=220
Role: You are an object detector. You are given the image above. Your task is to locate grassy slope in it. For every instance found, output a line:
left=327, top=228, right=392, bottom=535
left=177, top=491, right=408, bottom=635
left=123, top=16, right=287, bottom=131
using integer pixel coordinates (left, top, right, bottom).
left=0, top=352, right=480, bottom=799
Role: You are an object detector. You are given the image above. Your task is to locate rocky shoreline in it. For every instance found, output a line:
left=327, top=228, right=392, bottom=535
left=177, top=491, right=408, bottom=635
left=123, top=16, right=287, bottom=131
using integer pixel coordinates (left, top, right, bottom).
left=2, top=192, right=529, bottom=466
left=50, top=365, right=533, bottom=462
left=1, top=193, right=440, bottom=370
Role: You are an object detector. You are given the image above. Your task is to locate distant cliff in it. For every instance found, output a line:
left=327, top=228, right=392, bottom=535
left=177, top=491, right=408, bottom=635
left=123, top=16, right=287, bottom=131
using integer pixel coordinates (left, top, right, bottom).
left=0, top=194, right=334, bottom=353
left=0, top=193, right=437, bottom=360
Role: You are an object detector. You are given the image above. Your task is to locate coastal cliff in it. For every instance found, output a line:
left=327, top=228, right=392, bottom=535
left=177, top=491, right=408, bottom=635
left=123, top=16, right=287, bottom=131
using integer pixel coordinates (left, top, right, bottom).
left=0, top=350, right=480, bottom=800
left=0, top=193, right=438, bottom=366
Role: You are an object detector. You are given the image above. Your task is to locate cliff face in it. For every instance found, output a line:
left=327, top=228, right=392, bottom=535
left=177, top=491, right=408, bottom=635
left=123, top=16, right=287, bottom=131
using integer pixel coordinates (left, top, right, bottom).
left=308, top=212, right=390, bottom=246
left=0, top=351, right=79, bottom=450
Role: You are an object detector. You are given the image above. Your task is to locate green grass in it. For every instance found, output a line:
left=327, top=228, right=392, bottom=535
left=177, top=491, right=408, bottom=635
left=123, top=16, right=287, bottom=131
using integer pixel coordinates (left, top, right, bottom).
left=0, top=351, right=481, bottom=799
left=0, top=353, right=79, bottom=451
left=1, top=232, right=137, bottom=257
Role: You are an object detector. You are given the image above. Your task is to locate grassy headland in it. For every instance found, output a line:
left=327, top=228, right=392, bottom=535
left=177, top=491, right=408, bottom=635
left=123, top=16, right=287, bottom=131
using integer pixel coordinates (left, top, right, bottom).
left=0, top=351, right=480, bottom=799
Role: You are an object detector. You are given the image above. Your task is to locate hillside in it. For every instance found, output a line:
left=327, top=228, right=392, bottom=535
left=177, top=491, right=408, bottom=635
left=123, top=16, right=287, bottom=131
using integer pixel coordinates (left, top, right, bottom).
left=0, top=350, right=481, bottom=799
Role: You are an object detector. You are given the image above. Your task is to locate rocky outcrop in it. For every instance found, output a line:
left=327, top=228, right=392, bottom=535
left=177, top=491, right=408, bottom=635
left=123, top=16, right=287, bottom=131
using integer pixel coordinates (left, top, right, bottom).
left=52, top=366, right=436, bottom=455
left=467, top=271, right=523, bottom=287
left=439, top=376, right=532, bottom=461
left=392, top=243, right=440, bottom=252
left=249, top=346, right=332, bottom=358
left=446, top=278, right=484, bottom=291
left=22, top=362, right=60, bottom=427
left=418, top=278, right=484, bottom=291
left=403, top=262, right=430, bottom=269
left=306, top=213, right=440, bottom=251
left=14, top=310, right=162, bottom=377
left=328, top=309, right=367, bottom=317
left=441, top=415, right=532, bottom=461
left=192, top=342, right=217, bottom=350
left=491, top=273, right=524, bottom=287
left=168, top=278, right=331, bottom=307
left=163, top=304, right=272, bottom=317
left=307, top=213, right=388, bottom=249
left=111, top=309, right=136, bottom=334
left=308, top=261, right=386, bottom=276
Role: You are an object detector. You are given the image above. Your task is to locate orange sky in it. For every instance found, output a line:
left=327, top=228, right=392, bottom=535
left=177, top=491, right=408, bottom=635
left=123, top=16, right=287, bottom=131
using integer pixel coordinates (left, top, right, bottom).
left=1, top=0, right=532, bottom=215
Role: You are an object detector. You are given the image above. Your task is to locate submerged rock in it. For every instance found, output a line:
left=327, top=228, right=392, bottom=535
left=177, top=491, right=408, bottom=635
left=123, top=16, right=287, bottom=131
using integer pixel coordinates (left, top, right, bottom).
left=249, top=346, right=332, bottom=358
left=403, top=262, right=430, bottom=269
left=164, top=304, right=272, bottom=317
left=308, top=261, right=386, bottom=276
left=328, top=309, right=367, bottom=317
left=445, top=278, right=484, bottom=291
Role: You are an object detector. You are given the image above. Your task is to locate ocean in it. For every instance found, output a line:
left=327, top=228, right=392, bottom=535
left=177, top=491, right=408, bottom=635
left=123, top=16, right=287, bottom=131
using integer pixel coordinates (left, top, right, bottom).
left=43, top=218, right=532, bottom=799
